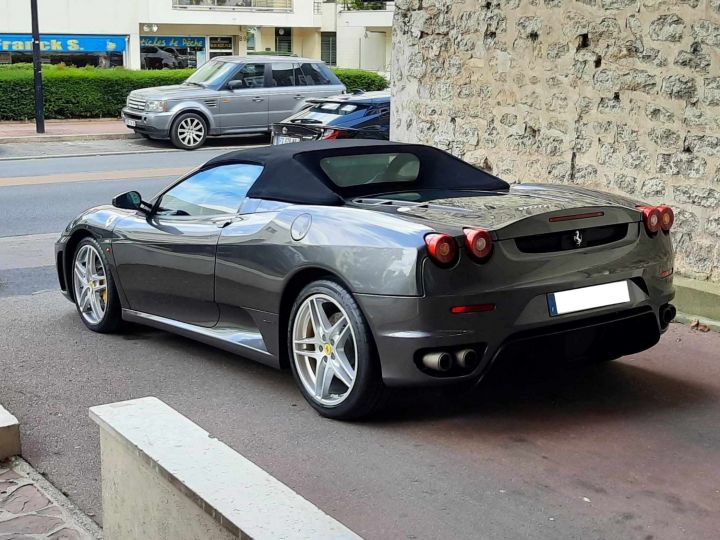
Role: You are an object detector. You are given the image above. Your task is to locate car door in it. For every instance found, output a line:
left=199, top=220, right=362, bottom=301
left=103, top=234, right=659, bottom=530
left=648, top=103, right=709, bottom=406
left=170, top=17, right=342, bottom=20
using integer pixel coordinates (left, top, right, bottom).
left=267, top=61, right=305, bottom=124
left=111, top=163, right=264, bottom=327
left=218, top=63, right=270, bottom=130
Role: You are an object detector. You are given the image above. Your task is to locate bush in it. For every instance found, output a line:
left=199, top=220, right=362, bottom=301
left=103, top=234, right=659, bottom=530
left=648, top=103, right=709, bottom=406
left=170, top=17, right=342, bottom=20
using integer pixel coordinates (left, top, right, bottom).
left=332, top=68, right=388, bottom=92
left=0, top=64, right=388, bottom=121
left=0, top=64, right=192, bottom=120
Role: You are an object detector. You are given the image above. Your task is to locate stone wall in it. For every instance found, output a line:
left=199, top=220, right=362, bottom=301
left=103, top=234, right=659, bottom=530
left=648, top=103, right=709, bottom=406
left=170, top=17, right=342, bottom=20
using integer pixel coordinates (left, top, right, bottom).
left=391, top=0, right=720, bottom=281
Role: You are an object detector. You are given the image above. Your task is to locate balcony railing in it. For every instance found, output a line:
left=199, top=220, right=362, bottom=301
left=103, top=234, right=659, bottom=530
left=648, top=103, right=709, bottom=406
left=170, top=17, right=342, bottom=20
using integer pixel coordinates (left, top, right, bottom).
left=341, top=0, right=394, bottom=9
left=172, top=0, right=293, bottom=12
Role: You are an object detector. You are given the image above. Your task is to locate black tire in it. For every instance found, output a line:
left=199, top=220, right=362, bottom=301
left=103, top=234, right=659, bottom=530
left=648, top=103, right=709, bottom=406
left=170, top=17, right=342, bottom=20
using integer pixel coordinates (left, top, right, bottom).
left=288, top=279, right=385, bottom=420
left=170, top=112, right=207, bottom=150
left=71, top=237, right=123, bottom=333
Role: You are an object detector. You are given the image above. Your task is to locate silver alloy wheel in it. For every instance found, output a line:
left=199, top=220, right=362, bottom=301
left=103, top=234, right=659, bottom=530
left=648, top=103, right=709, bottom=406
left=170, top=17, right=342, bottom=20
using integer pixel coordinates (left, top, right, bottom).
left=72, top=244, right=108, bottom=325
left=292, top=293, right=358, bottom=407
left=177, top=117, right=204, bottom=147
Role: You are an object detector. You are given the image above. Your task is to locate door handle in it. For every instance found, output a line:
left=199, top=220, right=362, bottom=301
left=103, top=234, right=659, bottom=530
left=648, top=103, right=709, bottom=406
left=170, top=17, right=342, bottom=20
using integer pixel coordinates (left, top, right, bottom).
left=293, top=95, right=304, bottom=100
left=252, top=97, right=264, bottom=102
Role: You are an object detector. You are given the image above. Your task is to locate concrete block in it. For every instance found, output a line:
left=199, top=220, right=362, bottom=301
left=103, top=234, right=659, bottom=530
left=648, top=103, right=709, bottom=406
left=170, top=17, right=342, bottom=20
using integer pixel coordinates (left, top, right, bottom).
left=674, top=276, right=720, bottom=323
left=90, top=397, right=361, bottom=540
left=0, top=404, right=21, bottom=459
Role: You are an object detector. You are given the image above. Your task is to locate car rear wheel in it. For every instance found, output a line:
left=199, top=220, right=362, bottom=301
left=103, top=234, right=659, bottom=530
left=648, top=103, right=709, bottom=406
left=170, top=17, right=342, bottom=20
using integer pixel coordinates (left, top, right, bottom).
left=170, top=112, right=207, bottom=150
left=288, top=280, right=385, bottom=420
left=72, top=237, right=123, bottom=333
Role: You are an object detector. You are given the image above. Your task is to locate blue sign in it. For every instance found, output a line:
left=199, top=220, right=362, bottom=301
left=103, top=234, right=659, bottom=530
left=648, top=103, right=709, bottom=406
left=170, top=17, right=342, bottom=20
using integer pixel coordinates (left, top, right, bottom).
left=140, top=36, right=206, bottom=49
left=0, top=34, right=126, bottom=53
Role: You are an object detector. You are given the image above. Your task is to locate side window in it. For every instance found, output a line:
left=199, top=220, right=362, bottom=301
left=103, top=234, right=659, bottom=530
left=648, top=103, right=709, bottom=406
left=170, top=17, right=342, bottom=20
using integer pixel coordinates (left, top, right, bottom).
left=228, top=63, right=266, bottom=89
left=300, top=63, right=331, bottom=85
left=271, top=62, right=295, bottom=87
left=158, top=163, right=264, bottom=217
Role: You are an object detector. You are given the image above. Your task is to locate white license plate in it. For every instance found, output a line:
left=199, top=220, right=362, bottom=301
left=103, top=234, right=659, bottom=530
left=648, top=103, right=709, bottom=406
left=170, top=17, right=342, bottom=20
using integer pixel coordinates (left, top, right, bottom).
left=548, top=281, right=630, bottom=316
left=124, top=118, right=137, bottom=127
left=274, top=135, right=300, bottom=145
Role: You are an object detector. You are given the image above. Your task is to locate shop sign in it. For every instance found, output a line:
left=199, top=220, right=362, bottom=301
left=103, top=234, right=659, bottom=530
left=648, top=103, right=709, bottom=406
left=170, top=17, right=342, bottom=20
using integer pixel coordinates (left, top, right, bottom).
left=140, top=36, right=205, bottom=49
left=0, top=34, right=126, bottom=53
left=209, top=36, right=233, bottom=50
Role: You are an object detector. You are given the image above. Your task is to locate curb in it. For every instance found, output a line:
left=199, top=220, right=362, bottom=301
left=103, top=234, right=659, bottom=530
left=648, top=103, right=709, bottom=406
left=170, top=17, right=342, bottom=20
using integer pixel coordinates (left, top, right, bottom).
left=674, top=311, right=720, bottom=333
left=0, top=403, right=20, bottom=460
left=0, top=132, right=138, bottom=144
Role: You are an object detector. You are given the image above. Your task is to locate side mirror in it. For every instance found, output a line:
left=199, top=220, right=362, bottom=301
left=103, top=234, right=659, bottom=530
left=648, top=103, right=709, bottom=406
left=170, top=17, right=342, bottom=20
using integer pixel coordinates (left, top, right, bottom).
left=227, top=80, right=245, bottom=91
left=112, top=190, right=143, bottom=211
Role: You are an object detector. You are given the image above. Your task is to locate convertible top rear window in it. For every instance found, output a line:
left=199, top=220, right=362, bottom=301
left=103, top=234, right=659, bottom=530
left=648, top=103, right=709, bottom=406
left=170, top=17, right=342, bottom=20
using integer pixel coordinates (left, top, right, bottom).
left=320, top=153, right=420, bottom=188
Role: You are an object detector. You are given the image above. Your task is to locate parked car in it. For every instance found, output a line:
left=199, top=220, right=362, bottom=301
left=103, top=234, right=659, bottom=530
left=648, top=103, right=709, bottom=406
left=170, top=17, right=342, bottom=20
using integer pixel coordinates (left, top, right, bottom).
left=56, top=140, right=676, bottom=420
left=271, top=91, right=390, bottom=144
left=121, top=56, right=346, bottom=150
left=140, top=46, right=182, bottom=70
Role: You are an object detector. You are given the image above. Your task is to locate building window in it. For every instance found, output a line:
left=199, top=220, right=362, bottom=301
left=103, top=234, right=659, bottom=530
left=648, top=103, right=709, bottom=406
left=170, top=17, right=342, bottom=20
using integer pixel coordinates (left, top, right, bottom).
left=0, top=34, right=126, bottom=67
left=275, top=28, right=292, bottom=55
left=321, top=32, right=337, bottom=66
left=140, top=36, right=205, bottom=69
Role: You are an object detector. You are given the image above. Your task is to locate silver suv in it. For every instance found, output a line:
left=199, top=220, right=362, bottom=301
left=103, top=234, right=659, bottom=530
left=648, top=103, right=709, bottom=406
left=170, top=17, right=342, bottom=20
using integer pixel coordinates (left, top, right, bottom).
left=121, top=56, right=346, bottom=150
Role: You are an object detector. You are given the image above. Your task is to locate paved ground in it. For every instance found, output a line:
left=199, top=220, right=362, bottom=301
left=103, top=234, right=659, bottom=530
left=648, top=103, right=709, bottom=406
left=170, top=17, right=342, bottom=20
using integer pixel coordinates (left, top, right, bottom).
left=0, top=457, right=100, bottom=539
left=0, top=118, right=128, bottom=140
left=1, top=141, right=719, bottom=539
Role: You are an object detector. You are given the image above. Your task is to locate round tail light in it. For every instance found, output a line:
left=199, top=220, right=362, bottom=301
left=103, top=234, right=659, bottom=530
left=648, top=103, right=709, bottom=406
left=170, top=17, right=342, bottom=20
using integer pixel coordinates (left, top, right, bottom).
left=464, top=228, right=493, bottom=260
left=639, top=206, right=662, bottom=234
left=658, top=205, right=674, bottom=231
left=425, top=233, right=458, bottom=266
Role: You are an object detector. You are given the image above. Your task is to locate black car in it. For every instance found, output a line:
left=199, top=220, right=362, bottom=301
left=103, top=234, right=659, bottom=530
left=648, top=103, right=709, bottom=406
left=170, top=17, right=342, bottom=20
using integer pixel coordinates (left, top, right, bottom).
left=271, top=91, right=390, bottom=145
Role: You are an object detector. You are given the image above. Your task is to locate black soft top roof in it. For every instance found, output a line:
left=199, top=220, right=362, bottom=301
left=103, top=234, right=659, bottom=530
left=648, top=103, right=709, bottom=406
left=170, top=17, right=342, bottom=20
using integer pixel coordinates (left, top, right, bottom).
left=204, top=140, right=509, bottom=205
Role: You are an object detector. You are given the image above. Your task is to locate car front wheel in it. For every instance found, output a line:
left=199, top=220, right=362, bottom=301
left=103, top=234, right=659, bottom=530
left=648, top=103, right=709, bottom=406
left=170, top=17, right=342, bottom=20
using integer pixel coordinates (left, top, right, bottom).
left=288, top=280, right=385, bottom=420
left=72, top=237, right=123, bottom=333
left=170, top=112, right=207, bottom=150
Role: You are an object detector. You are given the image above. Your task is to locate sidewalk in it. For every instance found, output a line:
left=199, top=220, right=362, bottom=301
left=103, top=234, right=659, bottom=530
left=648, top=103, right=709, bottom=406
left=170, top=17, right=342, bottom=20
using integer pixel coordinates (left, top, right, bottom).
left=0, top=457, right=102, bottom=539
left=0, top=119, right=134, bottom=144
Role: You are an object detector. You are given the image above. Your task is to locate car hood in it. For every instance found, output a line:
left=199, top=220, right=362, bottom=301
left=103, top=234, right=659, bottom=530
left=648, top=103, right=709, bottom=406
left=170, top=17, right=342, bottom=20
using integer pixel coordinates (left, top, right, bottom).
left=129, top=84, right=209, bottom=100
left=357, top=184, right=644, bottom=236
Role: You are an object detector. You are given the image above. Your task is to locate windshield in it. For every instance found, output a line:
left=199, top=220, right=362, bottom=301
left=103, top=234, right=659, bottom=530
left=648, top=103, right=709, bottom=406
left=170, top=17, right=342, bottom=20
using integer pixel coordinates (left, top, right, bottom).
left=185, top=59, right=236, bottom=86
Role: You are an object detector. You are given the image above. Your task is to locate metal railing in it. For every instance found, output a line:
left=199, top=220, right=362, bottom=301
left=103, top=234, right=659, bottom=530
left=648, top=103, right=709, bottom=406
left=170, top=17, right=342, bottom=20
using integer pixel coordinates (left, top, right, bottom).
left=173, top=0, right=293, bottom=12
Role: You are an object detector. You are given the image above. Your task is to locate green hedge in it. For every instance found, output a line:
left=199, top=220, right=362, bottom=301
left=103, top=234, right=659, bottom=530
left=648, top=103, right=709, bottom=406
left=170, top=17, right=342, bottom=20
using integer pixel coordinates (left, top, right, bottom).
left=0, top=64, right=388, bottom=121
left=331, top=68, right=388, bottom=93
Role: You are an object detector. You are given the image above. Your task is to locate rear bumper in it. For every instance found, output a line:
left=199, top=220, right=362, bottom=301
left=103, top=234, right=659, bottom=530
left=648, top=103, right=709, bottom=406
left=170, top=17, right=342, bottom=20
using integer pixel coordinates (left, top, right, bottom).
left=357, top=277, right=674, bottom=387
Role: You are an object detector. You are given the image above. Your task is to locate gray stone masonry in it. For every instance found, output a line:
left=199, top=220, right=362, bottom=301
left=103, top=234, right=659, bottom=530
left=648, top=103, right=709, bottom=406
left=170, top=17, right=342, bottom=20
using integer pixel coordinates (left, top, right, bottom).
left=391, top=0, right=720, bottom=281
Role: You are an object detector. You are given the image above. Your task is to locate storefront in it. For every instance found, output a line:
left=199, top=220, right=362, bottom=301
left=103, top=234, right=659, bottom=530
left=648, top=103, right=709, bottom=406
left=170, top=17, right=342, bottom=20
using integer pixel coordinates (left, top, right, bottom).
left=139, top=35, right=205, bottom=69
left=208, top=36, right=233, bottom=59
left=0, top=34, right=126, bottom=67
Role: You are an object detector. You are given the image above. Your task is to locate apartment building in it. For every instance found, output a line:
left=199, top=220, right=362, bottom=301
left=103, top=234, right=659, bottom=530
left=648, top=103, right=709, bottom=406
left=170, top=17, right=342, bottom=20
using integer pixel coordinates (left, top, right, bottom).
left=0, top=0, right=393, bottom=73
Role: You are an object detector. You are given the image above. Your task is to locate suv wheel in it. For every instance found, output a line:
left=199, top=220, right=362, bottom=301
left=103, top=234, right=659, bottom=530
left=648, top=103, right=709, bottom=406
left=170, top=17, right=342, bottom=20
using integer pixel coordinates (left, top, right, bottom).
left=171, top=112, right=207, bottom=150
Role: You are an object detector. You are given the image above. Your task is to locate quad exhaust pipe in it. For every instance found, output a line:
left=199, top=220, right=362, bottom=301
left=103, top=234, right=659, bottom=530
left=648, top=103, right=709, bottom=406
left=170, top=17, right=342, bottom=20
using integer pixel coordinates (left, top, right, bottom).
left=422, top=351, right=453, bottom=372
left=421, top=349, right=480, bottom=373
left=455, top=349, right=479, bottom=370
left=660, top=303, right=676, bottom=328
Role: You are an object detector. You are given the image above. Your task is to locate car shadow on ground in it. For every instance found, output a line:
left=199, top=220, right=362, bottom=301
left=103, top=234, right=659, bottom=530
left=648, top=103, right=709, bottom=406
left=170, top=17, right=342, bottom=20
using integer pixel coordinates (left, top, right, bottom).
left=114, top=320, right=715, bottom=431
left=130, top=133, right=270, bottom=151
left=367, top=353, right=715, bottom=430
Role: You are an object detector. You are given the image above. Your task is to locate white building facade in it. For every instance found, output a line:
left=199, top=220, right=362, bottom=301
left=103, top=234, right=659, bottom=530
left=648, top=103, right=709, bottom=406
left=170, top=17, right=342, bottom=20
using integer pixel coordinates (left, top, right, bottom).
left=0, top=0, right=393, bottom=72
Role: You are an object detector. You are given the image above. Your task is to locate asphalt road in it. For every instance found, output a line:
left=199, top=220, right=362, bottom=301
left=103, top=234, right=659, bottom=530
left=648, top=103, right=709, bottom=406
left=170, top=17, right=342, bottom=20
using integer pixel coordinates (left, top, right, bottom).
left=1, top=140, right=719, bottom=539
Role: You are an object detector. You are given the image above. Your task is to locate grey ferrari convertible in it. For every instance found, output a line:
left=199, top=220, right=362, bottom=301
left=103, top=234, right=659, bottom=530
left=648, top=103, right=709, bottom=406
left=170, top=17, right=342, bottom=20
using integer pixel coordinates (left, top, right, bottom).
left=56, top=140, right=676, bottom=419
